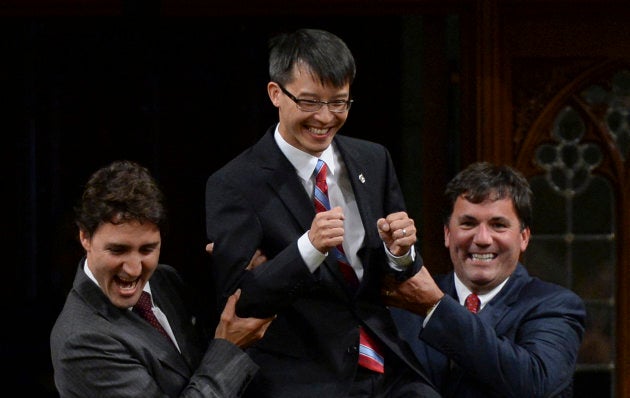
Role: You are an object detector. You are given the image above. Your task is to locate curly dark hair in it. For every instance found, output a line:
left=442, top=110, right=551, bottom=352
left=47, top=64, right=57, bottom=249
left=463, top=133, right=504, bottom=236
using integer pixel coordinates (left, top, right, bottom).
left=74, top=160, right=167, bottom=238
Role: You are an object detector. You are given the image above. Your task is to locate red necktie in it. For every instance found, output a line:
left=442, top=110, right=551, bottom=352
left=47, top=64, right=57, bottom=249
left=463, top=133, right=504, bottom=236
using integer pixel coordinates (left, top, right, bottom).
left=133, top=291, right=172, bottom=342
left=465, top=293, right=481, bottom=314
left=313, top=160, right=359, bottom=289
left=313, top=159, right=384, bottom=373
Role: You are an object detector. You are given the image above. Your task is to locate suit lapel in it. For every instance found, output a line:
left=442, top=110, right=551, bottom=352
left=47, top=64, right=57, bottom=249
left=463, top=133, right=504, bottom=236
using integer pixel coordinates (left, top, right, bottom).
left=334, top=138, right=378, bottom=245
left=252, top=130, right=354, bottom=291
left=150, top=272, right=203, bottom=374
left=437, top=266, right=529, bottom=330
left=437, top=266, right=532, bottom=396
left=332, top=136, right=385, bottom=294
left=73, top=261, right=193, bottom=379
left=477, top=264, right=530, bottom=329
left=328, top=137, right=379, bottom=292
left=254, top=128, right=316, bottom=233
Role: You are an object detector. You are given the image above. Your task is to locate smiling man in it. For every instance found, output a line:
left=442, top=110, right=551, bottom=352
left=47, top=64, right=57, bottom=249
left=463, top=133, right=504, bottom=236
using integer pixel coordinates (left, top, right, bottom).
left=204, top=28, right=439, bottom=398
left=384, top=161, right=587, bottom=398
left=50, top=160, right=273, bottom=397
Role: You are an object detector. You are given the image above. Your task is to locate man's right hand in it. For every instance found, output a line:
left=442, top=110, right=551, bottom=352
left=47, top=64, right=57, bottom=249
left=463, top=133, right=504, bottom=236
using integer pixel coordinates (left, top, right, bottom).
left=381, top=266, right=445, bottom=316
left=214, top=289, right=275, bottom=348
left=308, top=206, right=345, bottom=254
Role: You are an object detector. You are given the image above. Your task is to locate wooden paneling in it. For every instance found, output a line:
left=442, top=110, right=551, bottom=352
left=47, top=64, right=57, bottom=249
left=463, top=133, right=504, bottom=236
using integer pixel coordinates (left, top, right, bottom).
left=474, top=1, right=630, bottom=395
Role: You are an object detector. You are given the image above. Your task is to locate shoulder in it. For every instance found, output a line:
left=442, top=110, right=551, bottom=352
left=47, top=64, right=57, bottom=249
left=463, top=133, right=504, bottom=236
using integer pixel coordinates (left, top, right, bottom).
left=335, top=134, right=388, bottom=154
left=334, top=135, right=395, bottom=176
left=208, top=146, right=258, bottom=181
left=51, top=291, right=126, bottom=359
left=510, top=269, right=585, bottom=322
left=150, top=264, right=189, bottom=297
left=154, top=263, right=180, bottom=277
left=206, top=127, right=279, bottom=184
left=520, top=276, right=584, bottom=306
left=513, top=264, right=579, bottom=299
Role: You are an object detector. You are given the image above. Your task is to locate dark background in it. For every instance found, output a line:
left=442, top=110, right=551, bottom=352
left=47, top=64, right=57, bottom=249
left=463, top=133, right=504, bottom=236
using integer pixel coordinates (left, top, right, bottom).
left=3, top=14, right=457, bottom=396
left=4, top=2, right=626, bottom=396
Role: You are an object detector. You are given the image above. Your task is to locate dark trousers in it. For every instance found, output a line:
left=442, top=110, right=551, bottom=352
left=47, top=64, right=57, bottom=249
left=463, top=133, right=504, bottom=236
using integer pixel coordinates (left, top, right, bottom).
left=350, top=364, right=441, bottom=398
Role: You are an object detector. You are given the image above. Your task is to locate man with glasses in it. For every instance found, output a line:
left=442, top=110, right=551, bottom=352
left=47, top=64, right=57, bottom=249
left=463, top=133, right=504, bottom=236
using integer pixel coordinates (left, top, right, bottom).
left=204, top=28, right=439, bottom=397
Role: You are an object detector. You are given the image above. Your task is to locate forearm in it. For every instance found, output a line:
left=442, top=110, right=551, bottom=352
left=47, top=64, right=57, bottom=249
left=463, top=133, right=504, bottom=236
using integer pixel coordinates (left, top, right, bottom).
left=422, top=296, right=583, bottom=397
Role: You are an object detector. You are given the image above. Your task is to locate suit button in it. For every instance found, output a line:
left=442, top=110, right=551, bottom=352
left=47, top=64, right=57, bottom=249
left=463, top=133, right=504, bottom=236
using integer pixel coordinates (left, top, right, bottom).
left=347, top=345, right=359, bottom=354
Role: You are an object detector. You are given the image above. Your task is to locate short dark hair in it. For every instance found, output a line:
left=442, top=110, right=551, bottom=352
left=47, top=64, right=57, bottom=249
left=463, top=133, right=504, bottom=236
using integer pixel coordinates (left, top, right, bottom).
left=443, top=161, right=533, bottom=230
left=74, top=160, right=167, bottom=238
left=268, top=28, right=356, bottom=88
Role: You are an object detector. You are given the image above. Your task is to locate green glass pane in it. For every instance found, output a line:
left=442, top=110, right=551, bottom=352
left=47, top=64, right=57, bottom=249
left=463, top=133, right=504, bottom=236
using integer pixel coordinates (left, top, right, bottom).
left=581, top=84, right=608, bottom=104
left=523, top=238, right=568, bottom=286
left=573, top=239, right=615, bottom=300
left=582, top=143, right=603, bottom=167
left=573, top=176, right=614, bottom=234
left=612, top=69, right=630, bottom=95
left=578, top=302, right=614, bottom=365
left=553, top=106, right=585, bottom=141
left=530, top=176, right=567, bottom=234
left=535, top=144, right=557, bottom=165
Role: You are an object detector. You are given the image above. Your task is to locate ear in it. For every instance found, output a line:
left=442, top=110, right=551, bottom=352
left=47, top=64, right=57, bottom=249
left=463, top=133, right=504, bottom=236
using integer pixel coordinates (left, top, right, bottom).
left=520, top=226, right=531, bottom=252
left=267, top=82, right=281, bottom=108
left=79, top=229, right=91, bottom=251
left=443, top=224, right=450, bottom=248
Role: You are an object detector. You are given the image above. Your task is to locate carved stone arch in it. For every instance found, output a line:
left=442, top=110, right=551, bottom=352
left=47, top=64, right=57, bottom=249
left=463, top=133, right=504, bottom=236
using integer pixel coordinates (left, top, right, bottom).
left=515, top=60, right=629, bottom=183
left=513, top=58, right=630, bottom=397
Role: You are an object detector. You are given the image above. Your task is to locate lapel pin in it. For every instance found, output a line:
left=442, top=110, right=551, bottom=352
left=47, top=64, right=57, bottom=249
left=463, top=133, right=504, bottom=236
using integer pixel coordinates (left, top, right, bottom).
left=358, top=174, right=365, bottom=183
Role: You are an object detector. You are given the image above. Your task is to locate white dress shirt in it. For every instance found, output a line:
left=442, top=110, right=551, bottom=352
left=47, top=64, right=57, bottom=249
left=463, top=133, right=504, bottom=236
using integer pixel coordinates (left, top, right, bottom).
left=274, top=125, right=412, bottom=281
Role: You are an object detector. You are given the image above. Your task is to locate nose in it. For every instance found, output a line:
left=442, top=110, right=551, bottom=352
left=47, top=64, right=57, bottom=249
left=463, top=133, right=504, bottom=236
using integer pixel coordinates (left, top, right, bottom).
left=123, top=254, right=143, bottom=276
left=313, top=105, right=338, bottom=122
left=473, top=224, right=492, bottom=246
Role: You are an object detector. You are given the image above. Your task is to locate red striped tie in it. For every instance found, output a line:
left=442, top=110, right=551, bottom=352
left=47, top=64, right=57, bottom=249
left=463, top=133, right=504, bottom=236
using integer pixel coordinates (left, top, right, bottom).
left=313, top=159, right=384, bottom=373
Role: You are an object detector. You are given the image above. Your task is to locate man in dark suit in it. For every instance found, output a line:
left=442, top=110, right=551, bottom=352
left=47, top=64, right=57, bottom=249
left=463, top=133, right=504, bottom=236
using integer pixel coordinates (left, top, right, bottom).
left=384, top=162, right=586, bottom=397
left=206, top=29, right=438, bottom=398
left=204, top=29, right=439, bottom=397
left=50, top=160, right=274, bottom=397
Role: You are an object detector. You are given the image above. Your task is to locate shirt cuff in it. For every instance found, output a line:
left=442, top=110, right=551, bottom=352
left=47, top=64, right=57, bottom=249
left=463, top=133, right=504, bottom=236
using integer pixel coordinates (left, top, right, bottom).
left=298, top=232, right=327, bottom=273
left=422, top=298, right=442, bottom=327
left=385, top=242, right=416, bottom=271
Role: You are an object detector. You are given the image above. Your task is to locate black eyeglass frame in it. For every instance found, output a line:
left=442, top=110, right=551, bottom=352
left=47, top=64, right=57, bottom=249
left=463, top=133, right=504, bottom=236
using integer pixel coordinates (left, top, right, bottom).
left=277, top=83, right=353, bottom=113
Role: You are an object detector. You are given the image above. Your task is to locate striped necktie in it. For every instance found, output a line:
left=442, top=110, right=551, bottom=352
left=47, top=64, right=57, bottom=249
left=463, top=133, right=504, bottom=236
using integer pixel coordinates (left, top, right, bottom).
left=313, top=159, right=384, bottom=373
left=133, top=291, right=173, bottom=343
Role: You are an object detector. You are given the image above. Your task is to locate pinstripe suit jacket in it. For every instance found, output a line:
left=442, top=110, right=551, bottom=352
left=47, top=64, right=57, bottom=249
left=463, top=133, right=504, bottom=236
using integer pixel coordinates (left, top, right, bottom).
left=50, top=259, right=258, bottom=397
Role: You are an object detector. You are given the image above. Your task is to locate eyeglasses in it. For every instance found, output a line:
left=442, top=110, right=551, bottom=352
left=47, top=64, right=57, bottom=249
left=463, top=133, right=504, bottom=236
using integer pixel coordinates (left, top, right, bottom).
left=277, top=83, right=353, bottom=113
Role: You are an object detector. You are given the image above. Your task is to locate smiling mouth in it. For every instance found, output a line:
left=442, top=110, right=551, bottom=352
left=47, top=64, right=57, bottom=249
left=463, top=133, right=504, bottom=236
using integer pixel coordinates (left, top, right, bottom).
left=470, top=253, right=496, bottom=262
left=308, top=127, right=328, bottom=136
left=115, top=276, right=139, bottom=291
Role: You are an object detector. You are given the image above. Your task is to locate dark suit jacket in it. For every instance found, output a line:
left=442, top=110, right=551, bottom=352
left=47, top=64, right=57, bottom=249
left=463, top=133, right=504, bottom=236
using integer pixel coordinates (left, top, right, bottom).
left=50, top=259, right=258, bottom=398
left=205, top=125, right=438, bottom=397
left=391, top=264, right=586, bottom=398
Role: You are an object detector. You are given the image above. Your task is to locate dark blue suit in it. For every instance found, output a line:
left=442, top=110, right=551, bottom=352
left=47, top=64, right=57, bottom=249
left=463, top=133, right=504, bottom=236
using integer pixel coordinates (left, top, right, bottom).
left=391, top=264, right=586, bottom=398
left=205, top=125, right=439, bottom=397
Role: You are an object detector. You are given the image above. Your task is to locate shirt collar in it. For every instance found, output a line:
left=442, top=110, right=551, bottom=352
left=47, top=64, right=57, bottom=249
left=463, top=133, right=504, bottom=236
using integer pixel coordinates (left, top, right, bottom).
left=453, top=272, right=509, bottom=310
left=274, top=124, right=336, bottom=181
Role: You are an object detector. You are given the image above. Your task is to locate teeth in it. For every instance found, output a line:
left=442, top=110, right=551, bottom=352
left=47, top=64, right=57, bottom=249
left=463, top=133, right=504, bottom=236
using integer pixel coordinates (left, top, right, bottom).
left=117, top=278, right=138, bottom=290
left=471, top=253, right=494, bottom=261
left=309, top=127, right=327, bottom=135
